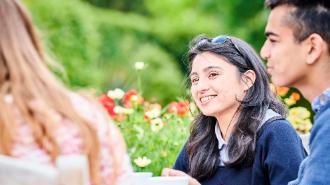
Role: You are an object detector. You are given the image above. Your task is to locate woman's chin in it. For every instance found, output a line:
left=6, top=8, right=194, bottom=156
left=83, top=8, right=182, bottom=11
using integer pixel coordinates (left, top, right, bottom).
left=201, top=110, right=216, bottom=117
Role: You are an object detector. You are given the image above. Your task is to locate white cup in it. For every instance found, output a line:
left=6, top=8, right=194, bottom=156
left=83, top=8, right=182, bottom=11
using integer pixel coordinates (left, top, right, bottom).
left=132, top=172, right=153, bottom=185
left=149, top=176, right=189, bottom=185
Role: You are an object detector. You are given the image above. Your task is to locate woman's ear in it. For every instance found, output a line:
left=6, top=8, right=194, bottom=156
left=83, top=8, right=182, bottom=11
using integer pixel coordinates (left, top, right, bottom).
left=241, top=70, right=256, bottom=91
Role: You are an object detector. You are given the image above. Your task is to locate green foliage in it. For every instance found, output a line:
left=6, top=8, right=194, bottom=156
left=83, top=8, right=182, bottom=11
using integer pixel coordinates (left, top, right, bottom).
left=24, top=0, right=312, bottom=113
left=118, top=0, right=268, bottom=71
left=100, top=89, right=192, bottom=175
left=23, top=0, right=185, bottom=104
left=24, top=0, right=103, bottom=87
left=83, top=0, right=147, bottom=14
left=24, top=0, right=276, bottom=104
left=130, top=44, right=185, bottom=103
left=119, top=112, right=191, bottom=175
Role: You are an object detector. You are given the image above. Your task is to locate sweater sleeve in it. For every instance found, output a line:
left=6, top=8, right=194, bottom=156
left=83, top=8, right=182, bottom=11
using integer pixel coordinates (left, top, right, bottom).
left=260, top=119, right=306, bottom=185
left=173, top=142, right=189, bottom=173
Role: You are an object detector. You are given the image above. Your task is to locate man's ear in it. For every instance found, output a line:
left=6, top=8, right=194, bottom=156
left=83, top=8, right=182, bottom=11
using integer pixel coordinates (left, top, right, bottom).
left=305, top=33, right=324, bottom=65
left=241, top=70, right=256, bottom=91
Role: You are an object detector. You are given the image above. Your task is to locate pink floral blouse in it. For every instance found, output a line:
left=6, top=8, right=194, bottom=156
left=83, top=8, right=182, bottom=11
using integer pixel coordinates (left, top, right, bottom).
left=10, top=93, right=133, bottom=185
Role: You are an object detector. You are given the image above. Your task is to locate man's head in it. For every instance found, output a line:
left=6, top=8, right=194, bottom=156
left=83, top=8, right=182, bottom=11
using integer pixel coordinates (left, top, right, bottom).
left=260, top=0, right=330, bottom=96
left=265, top=0, right=330, bottom=48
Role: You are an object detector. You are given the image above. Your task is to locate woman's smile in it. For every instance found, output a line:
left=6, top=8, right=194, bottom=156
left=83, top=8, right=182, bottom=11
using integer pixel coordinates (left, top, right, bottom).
left=200, top=95, right=217, bottom=104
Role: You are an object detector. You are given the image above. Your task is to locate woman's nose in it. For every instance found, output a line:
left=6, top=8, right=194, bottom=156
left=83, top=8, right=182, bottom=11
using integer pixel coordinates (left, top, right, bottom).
left=196, top=79, right=210, bottom=92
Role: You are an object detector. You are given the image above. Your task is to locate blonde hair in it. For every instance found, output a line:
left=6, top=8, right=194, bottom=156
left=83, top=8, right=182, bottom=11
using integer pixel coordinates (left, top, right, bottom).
left=0, top=0, right=119, bottom=184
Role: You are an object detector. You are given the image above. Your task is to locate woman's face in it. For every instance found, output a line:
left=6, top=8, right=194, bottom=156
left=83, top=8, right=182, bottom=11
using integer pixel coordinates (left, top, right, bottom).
left=190, top=52, right=246, bottom=118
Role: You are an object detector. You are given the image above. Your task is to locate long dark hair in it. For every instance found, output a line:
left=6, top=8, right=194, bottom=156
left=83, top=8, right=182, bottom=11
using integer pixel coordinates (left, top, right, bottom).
left=186, top=35, right=287, bottom=181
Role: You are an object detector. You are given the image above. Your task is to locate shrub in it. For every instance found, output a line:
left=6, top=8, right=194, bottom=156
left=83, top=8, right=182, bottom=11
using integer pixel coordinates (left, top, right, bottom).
left=99, top=88, right=192, bottom=175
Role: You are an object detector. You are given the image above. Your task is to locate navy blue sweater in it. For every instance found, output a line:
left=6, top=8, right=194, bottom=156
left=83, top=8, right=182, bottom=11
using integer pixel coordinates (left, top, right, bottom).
left=174, top=118, right=307, bottom=185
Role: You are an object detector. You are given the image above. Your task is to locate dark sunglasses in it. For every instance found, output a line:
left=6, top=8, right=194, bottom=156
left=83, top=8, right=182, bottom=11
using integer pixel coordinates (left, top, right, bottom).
left=211, top=35, right=248, bottom=62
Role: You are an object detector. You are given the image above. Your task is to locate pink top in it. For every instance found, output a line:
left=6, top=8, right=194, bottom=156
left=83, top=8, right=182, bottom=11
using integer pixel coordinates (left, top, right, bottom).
left=10, top=93, right=133, bottom=185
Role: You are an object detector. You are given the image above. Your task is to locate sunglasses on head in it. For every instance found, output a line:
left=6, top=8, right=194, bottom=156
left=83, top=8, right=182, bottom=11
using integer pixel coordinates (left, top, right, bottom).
left=211, top=35, right=248, bottom=62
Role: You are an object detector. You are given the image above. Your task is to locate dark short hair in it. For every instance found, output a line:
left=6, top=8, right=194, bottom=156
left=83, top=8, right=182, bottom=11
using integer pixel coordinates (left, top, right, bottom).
left=265, top=0, right=330, bottom=53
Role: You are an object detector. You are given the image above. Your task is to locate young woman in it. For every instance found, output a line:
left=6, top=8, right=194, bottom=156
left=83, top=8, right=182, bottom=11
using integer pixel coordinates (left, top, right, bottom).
left=0, top=0, right=132, bottom=184
left=162, top=35, right=306, bottom=185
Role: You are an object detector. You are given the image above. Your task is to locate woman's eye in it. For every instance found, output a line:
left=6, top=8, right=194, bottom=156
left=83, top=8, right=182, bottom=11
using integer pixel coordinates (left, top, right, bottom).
left=191, top=78, right=199, bottom=84
left=209, top=72, right=218, bottom=78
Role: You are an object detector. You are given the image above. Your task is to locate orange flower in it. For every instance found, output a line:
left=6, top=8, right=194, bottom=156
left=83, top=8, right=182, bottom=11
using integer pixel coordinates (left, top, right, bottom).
left=122, top=89, right=144, bottom=108
left=168, top=101, right=190, bottom=117
left=276, top=86, right=289, bottom=96
left=284, top=92, right=301, bottom=106
left=290, top=92, right=301, bottom=101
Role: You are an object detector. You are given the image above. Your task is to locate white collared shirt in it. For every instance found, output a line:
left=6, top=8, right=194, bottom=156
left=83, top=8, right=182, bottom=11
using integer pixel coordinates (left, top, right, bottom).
left=215, top=123, right=229, bottom=166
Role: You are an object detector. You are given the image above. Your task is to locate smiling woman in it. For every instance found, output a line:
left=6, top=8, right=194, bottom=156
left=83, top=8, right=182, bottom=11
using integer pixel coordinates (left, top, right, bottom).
left=161, top=35, right=307, bottom=185
left=189, top=52, right=248, bottom=141
left=190, top=52, right=248, bottom=130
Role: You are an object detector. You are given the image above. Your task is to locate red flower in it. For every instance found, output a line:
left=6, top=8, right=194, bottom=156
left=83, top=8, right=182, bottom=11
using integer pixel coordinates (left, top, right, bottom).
left=99, top=94, right=116, bottom=118
left=168, top=101, right=190, bottom=117
left=122, top=89, right=144, bottom=108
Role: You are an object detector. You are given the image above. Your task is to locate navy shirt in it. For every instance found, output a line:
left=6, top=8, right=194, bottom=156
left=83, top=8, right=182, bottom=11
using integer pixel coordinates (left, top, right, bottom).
left=174, top=118, right=307, bottom=185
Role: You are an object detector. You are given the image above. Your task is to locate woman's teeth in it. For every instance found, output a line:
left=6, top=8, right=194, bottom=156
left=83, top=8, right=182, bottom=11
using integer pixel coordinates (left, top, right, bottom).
left=200, top=95, right=216, bottom=103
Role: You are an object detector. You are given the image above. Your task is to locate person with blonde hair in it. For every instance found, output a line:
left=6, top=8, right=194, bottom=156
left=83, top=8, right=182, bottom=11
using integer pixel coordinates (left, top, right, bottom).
left=0, top=0, right=132, bottom=185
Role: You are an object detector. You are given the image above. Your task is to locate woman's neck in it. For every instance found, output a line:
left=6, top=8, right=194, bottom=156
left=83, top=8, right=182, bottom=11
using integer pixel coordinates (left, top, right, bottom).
left=216, top=109, right=239, bottom=142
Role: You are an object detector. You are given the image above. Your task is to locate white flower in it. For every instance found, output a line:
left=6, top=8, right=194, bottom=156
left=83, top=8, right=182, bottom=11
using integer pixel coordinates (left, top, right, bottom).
left=134, top=156, right=151, bottom=167
left=150, top=118, right=164, bottom=132
left=134, top=61, right=145, bottom=70
left=113, top=106, right=126, bottom=114
left=145, top=109, right=161, bottom=119
left=107, top=88, right=125, bottom=99
left=130, top=95, right=139, bottom=102
left=113, top=106, right=134, bottom=115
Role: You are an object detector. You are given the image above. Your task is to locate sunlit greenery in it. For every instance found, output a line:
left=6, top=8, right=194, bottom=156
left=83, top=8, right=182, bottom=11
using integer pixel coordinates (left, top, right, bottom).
left=23, top=0, right=271, bottom=104
left=22, top=0, right=313, bottom=175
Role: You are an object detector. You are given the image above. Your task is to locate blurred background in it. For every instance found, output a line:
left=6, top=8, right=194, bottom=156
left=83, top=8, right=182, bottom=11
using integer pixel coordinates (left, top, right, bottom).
left=24, top=0, right=267, bottom=104
left=23, top=0, right=313, bottom=174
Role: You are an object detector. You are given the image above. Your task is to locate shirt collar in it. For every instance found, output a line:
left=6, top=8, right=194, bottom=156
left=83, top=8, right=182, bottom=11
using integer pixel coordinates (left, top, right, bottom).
left=215, top=122, right=227, bottom=150
left=312, top=88, right=330, bottom=113
left=214, top=109, right=280, bottom=150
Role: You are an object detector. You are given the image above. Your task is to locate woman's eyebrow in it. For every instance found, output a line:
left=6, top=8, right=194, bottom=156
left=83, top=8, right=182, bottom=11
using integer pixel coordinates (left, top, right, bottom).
left=189, top=66, right=222, bottom=78
left=189, top=72, right=198, bottom=78
left=203, top=66, right=223, bottom=71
